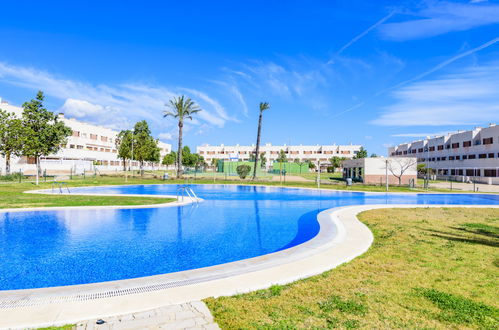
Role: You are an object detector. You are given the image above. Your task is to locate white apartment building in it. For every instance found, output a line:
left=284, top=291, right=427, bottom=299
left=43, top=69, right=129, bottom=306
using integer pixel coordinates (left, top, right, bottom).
left=389, top=124, right=499, bottom=184
left=0, top=98, right=171, bottom=175
left=197, top=143, right=362, bottom=169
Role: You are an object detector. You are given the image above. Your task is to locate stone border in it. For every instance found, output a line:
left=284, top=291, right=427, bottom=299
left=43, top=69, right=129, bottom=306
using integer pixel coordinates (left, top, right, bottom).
left=0, top=186, right=498, bottom=328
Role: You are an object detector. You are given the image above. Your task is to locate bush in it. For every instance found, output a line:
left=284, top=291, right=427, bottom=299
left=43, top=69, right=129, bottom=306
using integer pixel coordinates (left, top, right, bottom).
left=0, top=172, right=24, bottom=181
left=236, top=165, right=251, bottom=179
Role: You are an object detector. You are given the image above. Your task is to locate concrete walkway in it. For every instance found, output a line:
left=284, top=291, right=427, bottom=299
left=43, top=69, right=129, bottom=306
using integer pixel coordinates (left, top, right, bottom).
left=73, top=301, right=219, bottom=330
left=430, top=181, right=499, bottom=193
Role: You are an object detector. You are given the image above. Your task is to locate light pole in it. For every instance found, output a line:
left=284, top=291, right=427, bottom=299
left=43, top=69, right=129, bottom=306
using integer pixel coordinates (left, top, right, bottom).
left=426, top=138, right=430, bottom=191
left=385, top=158, right=389, bottom=192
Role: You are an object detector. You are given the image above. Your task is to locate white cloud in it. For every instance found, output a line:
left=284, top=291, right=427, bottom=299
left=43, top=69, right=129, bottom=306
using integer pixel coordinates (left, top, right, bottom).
left=0, top=62, right=232, bottom=134
left=158, top=132, right=174, bottom=141
left=337, top=11, right=395, bottom=54
left=391, top=132, right=451, bottom=138
left=379, top=1, right=499, bottom=40
left=373, top=63, right=499, bottom=126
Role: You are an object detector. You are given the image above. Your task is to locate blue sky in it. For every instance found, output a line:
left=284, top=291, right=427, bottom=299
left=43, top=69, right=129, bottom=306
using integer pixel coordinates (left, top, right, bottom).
left=1, top=0, right=499, bottom=155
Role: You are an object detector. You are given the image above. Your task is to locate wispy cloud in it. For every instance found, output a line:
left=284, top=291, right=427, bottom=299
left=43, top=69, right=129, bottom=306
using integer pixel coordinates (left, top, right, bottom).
left=391, top=131, right=451, bottom=138
left=0, top=62, right=234, bottom=135
left=373, top=63, right=499, bottom=126
left=333, top=36, right=499, bottom=118
left=380, top=1, right=499, bottom=40
left=379, top=36, right=499, bottom=94
left=336, top=11, right=395, bottom=55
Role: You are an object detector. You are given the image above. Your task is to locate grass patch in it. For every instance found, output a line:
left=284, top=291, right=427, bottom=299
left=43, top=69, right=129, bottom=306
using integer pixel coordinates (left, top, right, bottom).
left=37, top=326, right=74, bottom=330
left=205, top=208, right=499, bottom=329
left=318, top=295, right=367, bottom=315
left=414, top=288, right=498, bottom=328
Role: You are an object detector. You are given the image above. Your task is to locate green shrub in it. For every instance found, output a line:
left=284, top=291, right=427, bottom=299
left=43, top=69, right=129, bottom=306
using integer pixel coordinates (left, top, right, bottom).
left=236, top=164, right=251, bottom=179
left=0, top=172, right=24, bottom=181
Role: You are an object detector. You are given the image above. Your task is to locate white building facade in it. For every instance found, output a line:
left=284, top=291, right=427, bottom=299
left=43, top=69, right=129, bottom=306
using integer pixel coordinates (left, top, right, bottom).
left=0, top=99, right=171, bottom=175
left=389, top=124, right=499, bottom=184
left=197, top=143, right=362, bottom=169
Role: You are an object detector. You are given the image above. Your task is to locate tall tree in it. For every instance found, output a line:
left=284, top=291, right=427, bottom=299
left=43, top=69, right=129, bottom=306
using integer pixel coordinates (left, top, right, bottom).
left=163, top=96, right=201, bottom=178
left=276, top=149, right=287, bottom=183
left=116, top=129, right=133, bottom=171
left=259, top=152, right=266, bottom=168
left=133, top=120, right=160, bottom=175
left=354, top=146, right=368, bottom=159
left=329, top=156, right=346, bottom=173
left=21, top=91, right=72, bottom=185
left=0, top=110, right=24, bottom=175
left=162, top=151, right=176, bottom=167
left=252, top=102, right=270, bottom=180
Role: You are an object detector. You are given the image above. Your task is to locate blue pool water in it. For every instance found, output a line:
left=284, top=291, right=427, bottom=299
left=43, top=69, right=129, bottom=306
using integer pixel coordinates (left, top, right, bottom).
left=1, top=184, right=498, bottom=290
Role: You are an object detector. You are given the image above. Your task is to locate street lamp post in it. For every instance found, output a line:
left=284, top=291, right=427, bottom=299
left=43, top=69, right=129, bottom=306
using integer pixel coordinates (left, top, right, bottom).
left=385, top=158, right=389, bottom=192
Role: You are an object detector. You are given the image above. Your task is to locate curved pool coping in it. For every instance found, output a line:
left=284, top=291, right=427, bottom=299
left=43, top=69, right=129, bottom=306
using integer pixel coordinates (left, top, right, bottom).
left=0, top=186, right=498, bottom=328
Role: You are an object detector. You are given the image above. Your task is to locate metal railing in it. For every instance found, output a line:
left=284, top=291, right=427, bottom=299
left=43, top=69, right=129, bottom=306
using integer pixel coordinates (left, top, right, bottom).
left=52, top=181, right=71, bottom=194
left=176, top=185, right=199, bottom=202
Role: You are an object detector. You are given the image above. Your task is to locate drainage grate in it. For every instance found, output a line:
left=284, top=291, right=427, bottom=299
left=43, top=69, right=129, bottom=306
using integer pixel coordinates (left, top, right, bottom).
left=0, top=275, right=220, bottom=309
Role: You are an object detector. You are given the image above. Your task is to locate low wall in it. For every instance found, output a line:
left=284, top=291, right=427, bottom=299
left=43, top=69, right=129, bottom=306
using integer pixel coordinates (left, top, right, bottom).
left=363, top=174, right=416, bottom=185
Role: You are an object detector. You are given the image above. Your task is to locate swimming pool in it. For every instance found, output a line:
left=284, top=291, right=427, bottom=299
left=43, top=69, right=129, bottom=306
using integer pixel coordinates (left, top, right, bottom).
left=1, top=184, right=498, bottom=290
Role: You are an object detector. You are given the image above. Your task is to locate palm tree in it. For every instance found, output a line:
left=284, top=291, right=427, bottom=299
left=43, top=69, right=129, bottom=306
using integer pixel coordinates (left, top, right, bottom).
left=252, top=102, right=270, bottom=180
left=163, top=95, right=201, bottom=178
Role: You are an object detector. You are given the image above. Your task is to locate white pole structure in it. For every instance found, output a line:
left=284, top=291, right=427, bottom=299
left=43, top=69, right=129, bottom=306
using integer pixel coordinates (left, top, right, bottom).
left=385, top=158, right=389, bottom=192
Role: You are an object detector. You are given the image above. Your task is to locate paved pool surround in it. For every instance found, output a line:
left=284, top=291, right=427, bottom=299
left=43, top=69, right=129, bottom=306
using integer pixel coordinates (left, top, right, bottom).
left=0, top=185, right=498, bottom=328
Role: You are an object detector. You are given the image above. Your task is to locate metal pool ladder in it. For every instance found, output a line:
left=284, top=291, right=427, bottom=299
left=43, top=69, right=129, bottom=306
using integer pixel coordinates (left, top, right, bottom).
left=176, top=185, right=199, bottom=203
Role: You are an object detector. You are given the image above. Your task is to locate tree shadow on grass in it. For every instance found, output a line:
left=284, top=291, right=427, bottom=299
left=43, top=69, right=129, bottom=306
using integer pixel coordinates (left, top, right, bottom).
left=424, top=228, right=499, bottom=248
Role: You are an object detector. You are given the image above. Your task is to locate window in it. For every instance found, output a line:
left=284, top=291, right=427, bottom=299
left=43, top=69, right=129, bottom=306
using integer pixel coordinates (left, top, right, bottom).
left=463, top=141, right=471, bottom=147
left=456, top=155, right=460, bottom=160
left=446, top=145, right=450, bottom=149
left=90, top=134, right=98, bottom=140
left=69, top=144, right=75, bottom=149
left=341, top=151, right=350, bottom=154
left=466, top=169, right=474, bottom=176
left=474, top=140, right=481, bottom=146
left=452, top=142, right=459, bottom=148
left=468, top=154, right=476, bottom=159
left=418, top=148, right=424, bottom=153
left=429, top=146, right=435, bottom=152
left=462, top=155, right=468, bottom=160
left=77, top=145, right=83, bottom=149
left=458, top=169, right=463, bottom=175
left=72, top=131, right=80, bottom=137
left=101, top=136, right=108, bottom=142
left=403, top=151, right=408, bottom=155
left=449, top=156, right=455, bottom=160
left=411, top=150, right=416, bottom=154
left=483, top=137, right=493, bottom=145
left=479, top=154, right=487, bottom=159
left=437, top=145, right=444, bottom=151
left=488, top=153, right=495, bottom=158
left=484, top=169, right=497, bottom=177
left=437, top=157, right=441, bottom=161
left=441, top=157, right=446, bottom=161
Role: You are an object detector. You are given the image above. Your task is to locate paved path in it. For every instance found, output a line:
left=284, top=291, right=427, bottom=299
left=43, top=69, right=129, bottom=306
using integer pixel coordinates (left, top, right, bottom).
left=74, top=301, right=219, bottom=330
left=430, top=181, right=499, bottom=193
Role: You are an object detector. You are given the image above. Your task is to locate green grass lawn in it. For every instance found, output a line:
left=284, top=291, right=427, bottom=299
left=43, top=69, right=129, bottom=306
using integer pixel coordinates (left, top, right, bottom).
left=205, top=208, right=499, bottom=329
left=0, top=177, right=175, bottom=209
